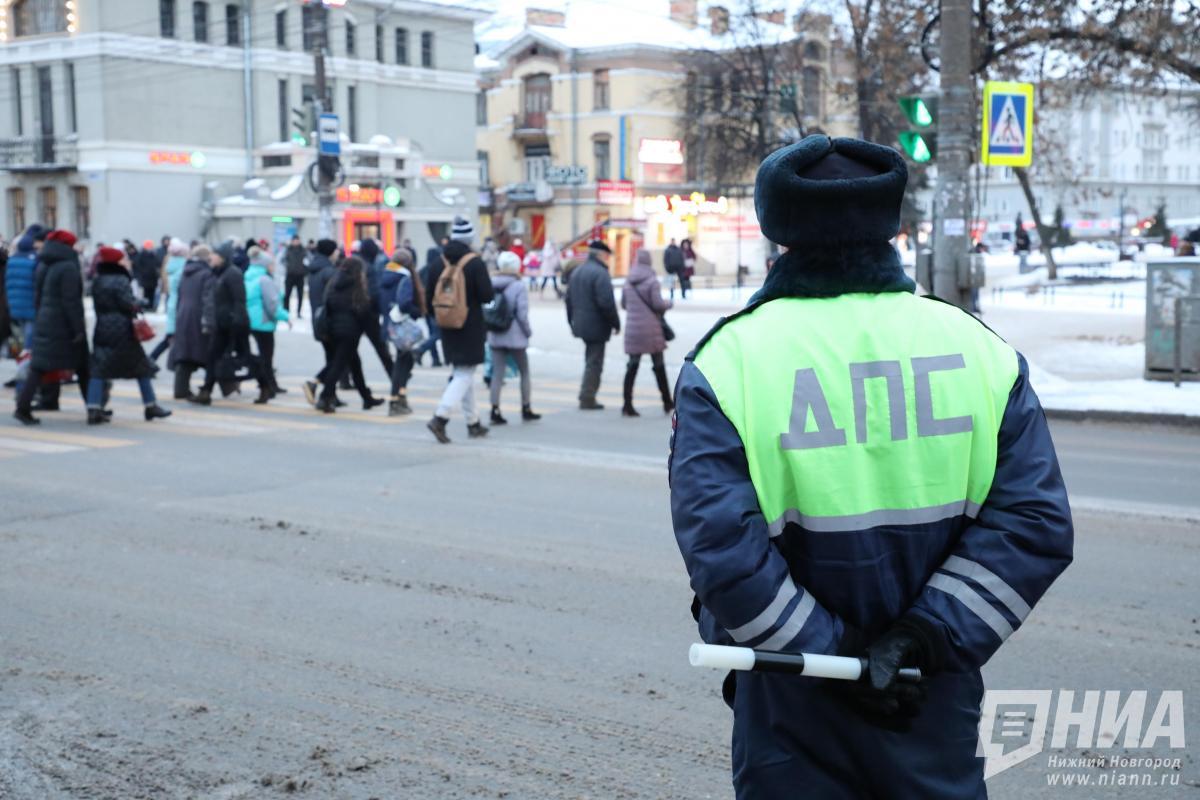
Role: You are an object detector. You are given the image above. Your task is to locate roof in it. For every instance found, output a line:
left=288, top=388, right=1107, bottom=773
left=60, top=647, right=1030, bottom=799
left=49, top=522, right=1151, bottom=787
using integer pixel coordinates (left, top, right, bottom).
left=478, top=0, right=798, bottom=63
left=353, top=0, right=493, bottom=22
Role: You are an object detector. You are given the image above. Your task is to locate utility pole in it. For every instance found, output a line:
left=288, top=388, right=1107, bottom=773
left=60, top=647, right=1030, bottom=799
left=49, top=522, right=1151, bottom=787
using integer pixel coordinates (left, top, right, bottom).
left=931, top=0, right=972, bottom=308
left=312, top=1, right=334, bottom=240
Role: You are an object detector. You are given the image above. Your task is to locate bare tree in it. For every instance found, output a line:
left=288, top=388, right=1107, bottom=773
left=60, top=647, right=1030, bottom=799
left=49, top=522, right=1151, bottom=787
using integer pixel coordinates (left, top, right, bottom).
left=673, top=1, right=825, bottom=191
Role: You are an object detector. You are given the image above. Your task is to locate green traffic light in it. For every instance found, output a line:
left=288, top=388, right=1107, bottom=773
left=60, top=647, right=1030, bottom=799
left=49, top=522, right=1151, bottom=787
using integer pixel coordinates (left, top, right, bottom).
left=898, top=131, right=933, bottom=163
left=898, top=96, right=935, bottom=127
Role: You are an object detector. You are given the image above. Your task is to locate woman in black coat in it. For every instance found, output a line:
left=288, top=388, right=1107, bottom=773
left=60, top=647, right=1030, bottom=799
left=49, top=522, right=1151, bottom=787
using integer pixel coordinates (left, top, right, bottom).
left=14, top=231, right=90, bottom=425
left=167, top=245, right=214, bottom=400
left=317, top=256, right=383, bottom=413
left=86, top=246, right=171, bottom=425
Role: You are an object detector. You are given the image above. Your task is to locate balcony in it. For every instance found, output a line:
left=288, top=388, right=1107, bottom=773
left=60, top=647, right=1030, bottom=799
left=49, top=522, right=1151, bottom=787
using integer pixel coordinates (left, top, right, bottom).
left=0, top=136, right=79, bottom=172
left=512, top=111, right=549, bottom=142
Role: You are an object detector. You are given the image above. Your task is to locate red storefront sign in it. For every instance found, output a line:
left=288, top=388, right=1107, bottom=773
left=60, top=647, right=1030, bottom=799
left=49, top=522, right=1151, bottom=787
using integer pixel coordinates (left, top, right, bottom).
left=336, top=186, right=383, bottom=205
left=596, top=179, right=634, bottom=205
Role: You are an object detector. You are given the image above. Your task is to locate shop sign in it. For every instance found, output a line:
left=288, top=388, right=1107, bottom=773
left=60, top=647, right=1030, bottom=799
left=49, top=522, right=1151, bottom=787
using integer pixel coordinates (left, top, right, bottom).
left=505, top=182, right=539, bottom=203
left=638, top=138, right=684, bottom=165
left=640, top=191, right=729, bottom=216
left=545, top=165, right=588, bottom=185
left=336, top=185, right=383, bottom=205
left=597, top=179, right=635, bottom=205
left=150, top=150, right=206, bottom=168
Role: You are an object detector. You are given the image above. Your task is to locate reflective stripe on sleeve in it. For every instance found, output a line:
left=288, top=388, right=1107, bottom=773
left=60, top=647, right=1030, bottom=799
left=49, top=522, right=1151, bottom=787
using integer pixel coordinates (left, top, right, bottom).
left=941, top=555, right=1032, bottom=622
left=726, top=575, right=799, bottom=643
left=756, top=591, right=817, bottom=651
left=927, top=572, right=1015, bottom=641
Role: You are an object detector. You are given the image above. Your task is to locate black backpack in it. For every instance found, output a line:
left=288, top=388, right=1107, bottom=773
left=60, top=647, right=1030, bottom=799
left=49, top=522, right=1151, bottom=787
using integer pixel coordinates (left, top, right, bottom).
left=482, top=290, right=515, bottom=332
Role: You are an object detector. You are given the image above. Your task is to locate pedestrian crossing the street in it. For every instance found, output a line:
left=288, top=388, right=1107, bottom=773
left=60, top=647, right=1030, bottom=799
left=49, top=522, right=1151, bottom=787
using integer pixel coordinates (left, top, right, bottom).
left=3, top=372, right=673, bottom=461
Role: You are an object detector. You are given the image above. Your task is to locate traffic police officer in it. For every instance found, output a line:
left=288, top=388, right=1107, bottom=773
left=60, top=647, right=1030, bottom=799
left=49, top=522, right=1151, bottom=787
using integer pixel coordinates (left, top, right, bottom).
left=669, top=135, right=1073, bottom=798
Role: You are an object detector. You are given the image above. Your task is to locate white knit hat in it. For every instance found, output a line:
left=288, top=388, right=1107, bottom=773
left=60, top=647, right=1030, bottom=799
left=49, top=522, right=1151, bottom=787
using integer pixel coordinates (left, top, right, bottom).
left=450, top=215, right=474, bottom=243
left=497, top=251, right=521, bottom=272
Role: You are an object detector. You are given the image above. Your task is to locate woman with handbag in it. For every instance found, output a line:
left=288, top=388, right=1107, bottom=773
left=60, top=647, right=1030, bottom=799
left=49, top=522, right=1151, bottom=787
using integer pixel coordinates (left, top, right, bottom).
left=380, top=248, right=426, bottom=416
left=620, top=248, right=675, bottom=417
left=86, top=246, right=171, bottom=425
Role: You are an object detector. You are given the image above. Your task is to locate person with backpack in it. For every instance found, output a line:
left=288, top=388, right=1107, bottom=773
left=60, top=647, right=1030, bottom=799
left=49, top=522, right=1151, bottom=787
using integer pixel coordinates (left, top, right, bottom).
left=423, top=216, right=494, bottom=443
left=245, top=247, right=289, bottom=398
left=380, top=248, right=425, bottom=416
left=566, top=240, right=621, bottom=410
left=620, top=248, right=674, bottom=417
left=486, top=251, right=539, bottom=425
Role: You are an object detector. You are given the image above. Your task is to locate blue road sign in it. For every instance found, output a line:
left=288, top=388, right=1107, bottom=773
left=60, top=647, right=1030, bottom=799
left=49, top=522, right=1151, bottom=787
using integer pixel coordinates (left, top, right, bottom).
left=981, top=81, right=1033, bottom=167
left=318, top=113, right=340, bottom=156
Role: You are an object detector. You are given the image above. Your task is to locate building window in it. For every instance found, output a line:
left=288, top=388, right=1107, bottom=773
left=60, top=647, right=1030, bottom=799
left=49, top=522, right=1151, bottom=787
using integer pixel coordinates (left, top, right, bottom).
left=594, top=137, right=611, bottom=180
left=476, top=90, right=487, bottom=125
left=522, top=73, right=551, bottom=129
left=375, top=24, right=384, bottom=62
left=274, top=9, right=286, bottom=48
left=347, top=85, right=357, bottom=143
left=523, top=143, right=551, bottom=183
left=420, top=31, right=434, bottom=68
left=225, top=4, right=240, bottom=46
left=11, top=69, right=23, bottom=136
left=802, top=67, right=822, bottom=118
left=193, top=2, right=208, bottom=42
left=38, top=187, right=56, bottom=230
left=345, top=20, right=356, bottom=56
left=804, top=41, right=824, bottom=61
left=395, top=27, right=409, bottom=65
left=8, top=188, right=26, bottom=236
left=66, top=62, right=77, bottom=133
left=477, top=150, right=490, bottom=186
left=36, top=65, right=54, bottom=161
left=12, top=0, right=67, bottom=37
left=160, top=0, right=176, bottom=37
left=277, top=78, right=288, bottom=142
left=593, top=69, right=609, bottom=111
left=71, top=186, right=88, bottom=239
left=302, top=82, right=331, bottom=112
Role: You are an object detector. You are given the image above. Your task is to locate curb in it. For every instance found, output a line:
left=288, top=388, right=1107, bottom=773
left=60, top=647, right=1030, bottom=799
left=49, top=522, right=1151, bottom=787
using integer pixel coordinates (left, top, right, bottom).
left=1044, top=407, right=1200, bottom=428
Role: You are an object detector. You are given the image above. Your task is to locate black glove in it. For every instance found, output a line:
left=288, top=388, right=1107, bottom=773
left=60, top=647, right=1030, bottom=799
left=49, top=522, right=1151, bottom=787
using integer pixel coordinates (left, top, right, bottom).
left=829, top=616, right=943, bottom=731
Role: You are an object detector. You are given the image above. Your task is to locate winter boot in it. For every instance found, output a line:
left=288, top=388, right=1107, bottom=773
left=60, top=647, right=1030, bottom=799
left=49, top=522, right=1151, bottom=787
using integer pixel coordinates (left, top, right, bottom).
left=427, top=415, right=451, bottom=444
left=87, top=408, right=107, bottom=426
left=467, top=421, right=489, bottom=439
left=315, top=397, right=337, bottom=414
left=302, top=380, right=318, bottom=406
left=363, top=396, right=385, bottom=411
left=622, top=359, right=639, bottom=417
left=173, top=365, right=194, bottom=400
left=388, top=395, right=411, bottom=417
left=253, top=387, right=271, bottom=405
left=188, top=389, right=212, bottom=406
left=653, top=362, right=674, bottom=413
left=521, top=405, right=541, bottom=421
left=13, top=408, right=40, bottom=426
left=490, top=406, right=508, bottom=425
left=144, top=405, right=172, bottom=421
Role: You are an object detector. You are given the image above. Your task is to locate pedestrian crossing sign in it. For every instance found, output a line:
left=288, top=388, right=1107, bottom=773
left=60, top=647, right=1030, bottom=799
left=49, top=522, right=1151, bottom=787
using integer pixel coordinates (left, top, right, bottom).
left=981, top=81, right=1034, bottom=167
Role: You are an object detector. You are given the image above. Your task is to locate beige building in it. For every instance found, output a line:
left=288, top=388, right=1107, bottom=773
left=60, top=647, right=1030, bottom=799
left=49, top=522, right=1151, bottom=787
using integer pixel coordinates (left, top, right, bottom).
left=475, top=2, right=857, bottom=276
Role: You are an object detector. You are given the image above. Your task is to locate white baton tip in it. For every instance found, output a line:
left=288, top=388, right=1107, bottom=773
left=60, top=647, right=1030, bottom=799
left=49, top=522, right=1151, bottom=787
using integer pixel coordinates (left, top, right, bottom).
left=689, top=643, right=756, bottom=671
left=798, top=653, right=863, bottom=681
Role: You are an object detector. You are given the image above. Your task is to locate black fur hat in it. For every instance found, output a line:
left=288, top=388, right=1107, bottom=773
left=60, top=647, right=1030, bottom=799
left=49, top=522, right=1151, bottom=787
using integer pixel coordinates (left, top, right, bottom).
left=755, top=135, right=907, bottom=247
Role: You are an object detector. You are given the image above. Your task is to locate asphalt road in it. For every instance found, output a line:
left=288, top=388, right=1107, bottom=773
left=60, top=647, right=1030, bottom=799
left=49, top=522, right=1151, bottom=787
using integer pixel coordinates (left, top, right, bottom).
left=1, top=297, right=1197, bottom=798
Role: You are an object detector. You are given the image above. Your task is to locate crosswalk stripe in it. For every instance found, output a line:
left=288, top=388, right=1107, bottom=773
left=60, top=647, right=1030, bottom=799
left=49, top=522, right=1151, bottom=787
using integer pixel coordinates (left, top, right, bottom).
left=0, top=436, right=84, bottom=454
left=0, top=427, right=136, bottom=449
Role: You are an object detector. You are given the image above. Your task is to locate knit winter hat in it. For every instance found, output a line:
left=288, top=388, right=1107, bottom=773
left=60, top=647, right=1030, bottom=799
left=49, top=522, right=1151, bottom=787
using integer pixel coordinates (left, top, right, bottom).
left=359, top=238, right=380, bottom=264
left=497, top=251, right=521, bottom=272
left=390, top=249, right=414, bottom=267
left=315, top=238, right=338, bottom=257
left=213, top=241, right=236, bottom=265
left=635, top=249, right=652, bottom=267
left=755, top=135, right=907, bottom=248
left=98, top=246, right=125, bottom=264
left=27, top=224, right=48, bottom=242
left=450, top=216, right=474, bottom=244
left=46, top=230, right=78, bottom=247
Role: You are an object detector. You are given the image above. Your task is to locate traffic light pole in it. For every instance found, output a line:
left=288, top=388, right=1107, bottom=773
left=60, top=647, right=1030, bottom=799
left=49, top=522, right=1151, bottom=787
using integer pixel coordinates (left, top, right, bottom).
left=312, top=2, right=334, bottom=240
left=931, top=0, right=972, bottom=309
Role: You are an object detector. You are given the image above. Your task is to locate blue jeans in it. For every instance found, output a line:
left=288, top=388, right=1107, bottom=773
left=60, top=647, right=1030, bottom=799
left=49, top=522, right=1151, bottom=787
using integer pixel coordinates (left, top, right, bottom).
left=19, top=319, right=34, bottom=351
left=87, top=377, right=155, bottom=408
